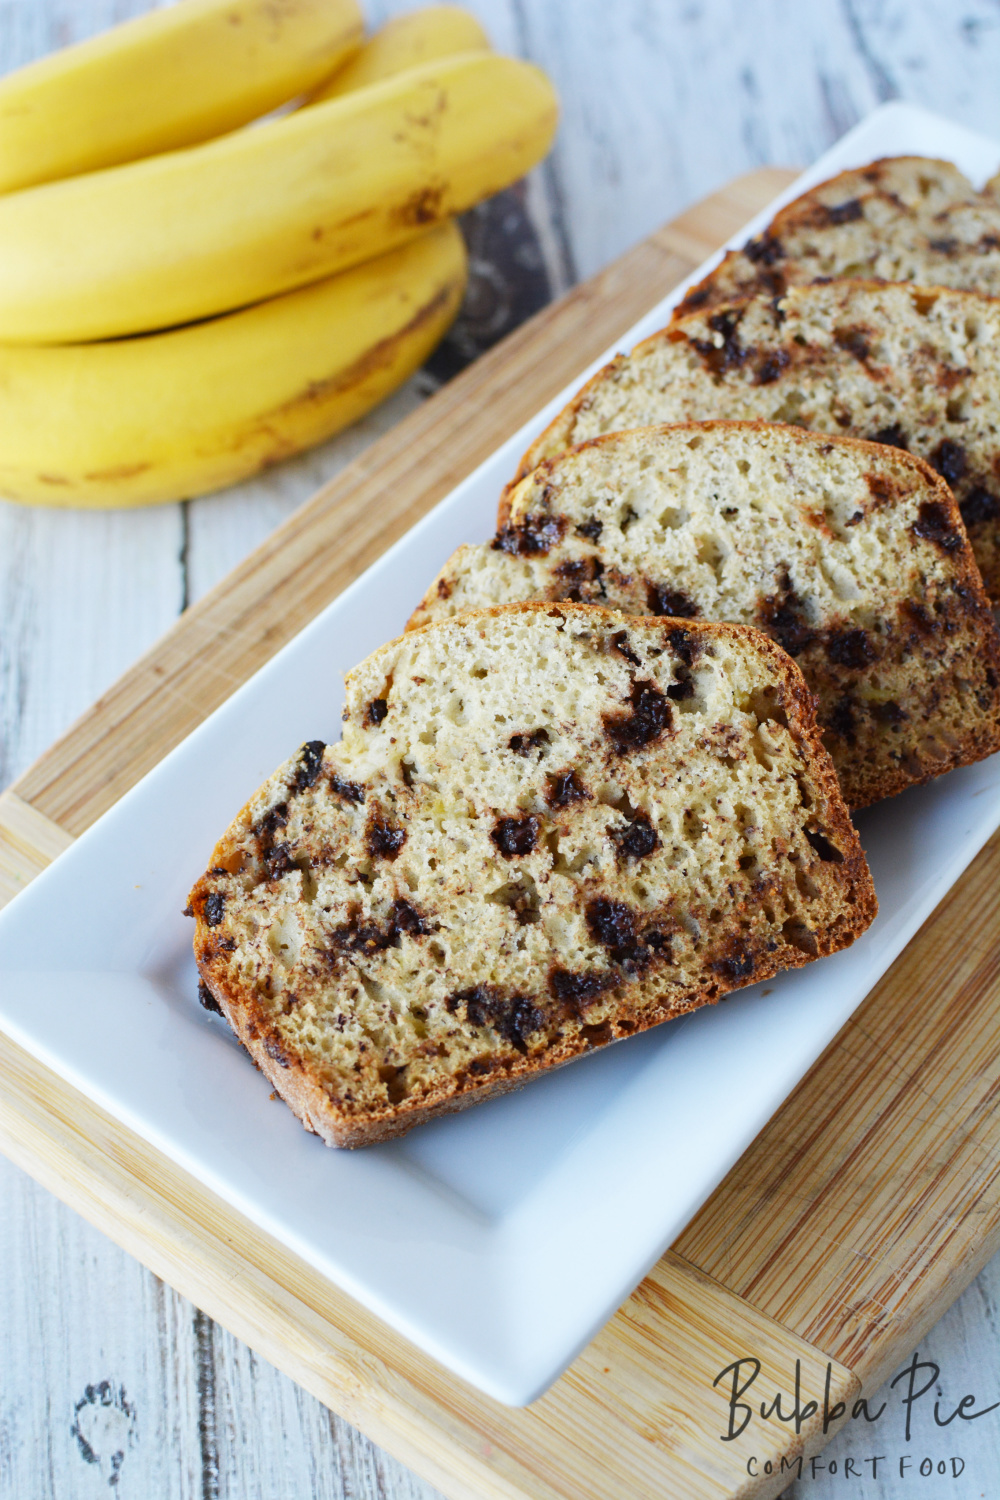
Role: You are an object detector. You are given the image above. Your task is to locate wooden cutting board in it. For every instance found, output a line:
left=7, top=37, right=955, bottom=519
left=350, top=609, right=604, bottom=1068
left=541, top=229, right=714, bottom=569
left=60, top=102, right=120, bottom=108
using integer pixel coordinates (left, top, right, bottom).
left=0, top=168, right=998, bottom=1500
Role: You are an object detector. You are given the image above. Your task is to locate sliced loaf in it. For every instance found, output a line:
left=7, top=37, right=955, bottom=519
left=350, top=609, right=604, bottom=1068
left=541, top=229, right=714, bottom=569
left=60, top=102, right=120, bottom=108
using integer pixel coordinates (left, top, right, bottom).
left=517, top=280, right=1000, bottom=600
left=412, top=423, right=1000, bottom=809
left=676, top=156, right=1000, bottom=316
left=189, top=603, right=876, bottom=1147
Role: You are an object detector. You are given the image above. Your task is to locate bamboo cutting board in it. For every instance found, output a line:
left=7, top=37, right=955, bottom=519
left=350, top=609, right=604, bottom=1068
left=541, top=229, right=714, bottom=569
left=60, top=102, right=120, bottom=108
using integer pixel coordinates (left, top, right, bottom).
left=0, top=168, right=998, bottom=1500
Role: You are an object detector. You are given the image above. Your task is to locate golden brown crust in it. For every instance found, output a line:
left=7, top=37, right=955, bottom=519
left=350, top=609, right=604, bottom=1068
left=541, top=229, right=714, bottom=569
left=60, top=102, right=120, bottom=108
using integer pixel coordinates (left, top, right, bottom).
left=421, top=422, right=1000, bottom=810
left=674, top=155, right=999, bottom=316
left=511, top=352, right=630, bottom=485
left=191, top=604, right=876, bottom=1148
left=512, top=281, right=1000, bottom=601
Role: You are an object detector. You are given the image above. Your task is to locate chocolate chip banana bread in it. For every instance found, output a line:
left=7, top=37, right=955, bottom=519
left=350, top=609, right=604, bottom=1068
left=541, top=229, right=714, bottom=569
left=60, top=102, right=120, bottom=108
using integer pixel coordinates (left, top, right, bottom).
left=516, top=281, right=1000, bottom=600
left=189, top=604, right=875, bottom=1147
left=412, top=423, right=1000, bottom=809
left=676, top=156, right=1000, bottom=316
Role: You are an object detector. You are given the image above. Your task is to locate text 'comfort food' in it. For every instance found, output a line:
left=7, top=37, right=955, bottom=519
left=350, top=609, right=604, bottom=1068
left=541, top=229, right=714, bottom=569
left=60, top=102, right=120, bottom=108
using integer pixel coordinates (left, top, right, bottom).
left=189, top=605, right=875, bottom=1147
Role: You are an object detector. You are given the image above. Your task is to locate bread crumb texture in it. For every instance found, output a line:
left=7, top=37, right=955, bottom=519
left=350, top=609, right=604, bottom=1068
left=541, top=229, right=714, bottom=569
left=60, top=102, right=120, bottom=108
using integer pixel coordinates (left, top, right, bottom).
left=413, top=423, right=1000, bottom=808
left=521, top=281, right=1000, bottom=601
left=677, top=156, right=1000, bottom=315
left=190, top=605, right=875, bottom=1147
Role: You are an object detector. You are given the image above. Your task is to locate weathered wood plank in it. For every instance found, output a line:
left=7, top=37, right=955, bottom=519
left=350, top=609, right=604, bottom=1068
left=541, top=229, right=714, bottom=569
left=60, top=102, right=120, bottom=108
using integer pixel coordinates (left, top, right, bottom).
left=5, top=3, right=1000, bottom=1498
left=0, top=1020, right=862, bottom=1500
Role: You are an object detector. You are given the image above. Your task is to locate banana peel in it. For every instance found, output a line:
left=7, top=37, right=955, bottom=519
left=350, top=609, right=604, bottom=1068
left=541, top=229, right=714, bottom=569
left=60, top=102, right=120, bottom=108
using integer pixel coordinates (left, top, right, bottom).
left=0, top=222, right=467, bottom=508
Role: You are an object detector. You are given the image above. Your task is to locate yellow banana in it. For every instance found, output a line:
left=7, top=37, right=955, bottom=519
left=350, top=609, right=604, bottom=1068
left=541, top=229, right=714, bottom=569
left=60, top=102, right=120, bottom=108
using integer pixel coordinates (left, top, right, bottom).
left=310, top=6, right=490, bottom=102
left=0, top=222, right=466, bottom=509
left=0, top=52, right=557, bottom=346
left=0, top=0, right=364, bottom=196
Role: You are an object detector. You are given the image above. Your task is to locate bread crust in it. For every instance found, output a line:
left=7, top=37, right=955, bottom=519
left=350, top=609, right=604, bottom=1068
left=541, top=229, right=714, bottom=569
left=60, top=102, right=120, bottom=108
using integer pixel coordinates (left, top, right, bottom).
left=427, top=420, right=1000, bottom=809
left=191, top=604, right=875, bottom=1147
left=674, top=155, right=1000, bottom=316
left=512, top=280, right=1000, bottom=601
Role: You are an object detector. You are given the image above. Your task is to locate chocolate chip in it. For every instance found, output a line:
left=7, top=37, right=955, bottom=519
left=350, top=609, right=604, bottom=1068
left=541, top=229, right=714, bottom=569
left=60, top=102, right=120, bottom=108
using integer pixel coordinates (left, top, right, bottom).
left=445, top=985, right=543, bottom=1053
left=204, top=892, right=225, bottom=927
left=586, top=897, right=650, bottom=970
left=757, top=573, right=815, bottom=657
left=491, top=815, right=538, bottom=856
left=667, top=627, right=700, bottom=666
left=587, top=897, right=636, bottom=950
left=824, top=198, right=863, bottom=225
left=743, top=233, right=785, bottom=265
left=256, top=803, right=288, bottom=843
left=292, top=740, right=325, bottom=791
left=873, top=700, right=907, bottom=725
left=667, top=674, right=695, bottom=701
left=367, top=811, right=407, bottom=861
left=182, top=903, right=194, bottom=918
left=197, top=981, right=223, bottom=1015
left=366, top=698, right=388, bottom=727
left=676, top=285, right=713, bottom=314
left=330, top=898, right=431, bottom=957
left=265, top=842, right=296, bottom=880
left=388, top=899, right=431, bottom=939
left=546, top=770, right=589, bottom=807
left=755, top=348, right=791, bottom=384
left=609, top=630, right=640, bottom=666
left=960, top=487, right=1000, bottom=527
left=834, top=326, right=872, bottom=362
left=646, top=583, right=699, bottom=618
left=928, top=236, right=959, bottom=254
left=690, top=309, right=751, bottom=376
left=869, top=423, right=909, bottom=451
left=555, top=556, right=604, bottom=586
left=492, top=514, right=566, bottom=556
left=912, top=499, right=963, bottom=553
left=329, top=773, right=366, bottom=804
left=264, top=1036, right=291, bottom=1067
left=603, top=680, right=672, bottom=753
left=575, top=519, right=603, bottom=541
left=712, top=942, right=756, bottom=982
left=900, top=598, right=936, bottom=636
left=930, top=439, right=967, bottom=485
left=805, top=828, right=844, bottom=863
left=826, top=628, right=877, bottom=669
left=826, top=696, right=857, bottom=743
left=612, top=812, right=659, bottom=861
left=549, top=966, right=614, bottom=1009
left=509, top=728, right=550, bottom=756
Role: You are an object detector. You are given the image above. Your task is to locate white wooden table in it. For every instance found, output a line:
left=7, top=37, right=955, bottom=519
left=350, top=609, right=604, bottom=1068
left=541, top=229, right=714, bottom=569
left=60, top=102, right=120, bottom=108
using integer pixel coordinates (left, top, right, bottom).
left=2, top=4, right=1000, bottom=1496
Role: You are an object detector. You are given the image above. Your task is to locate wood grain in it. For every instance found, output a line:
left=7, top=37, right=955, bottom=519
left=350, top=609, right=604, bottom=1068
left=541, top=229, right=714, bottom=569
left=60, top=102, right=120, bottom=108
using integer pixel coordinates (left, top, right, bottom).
left=2, top=164, right=1000, bottom=1500
left=0, top=1027, right=859, bottom=1500
left=6, top=7, right=1000, bottom=1499
left=677, top=827, right=1000, bottom=1395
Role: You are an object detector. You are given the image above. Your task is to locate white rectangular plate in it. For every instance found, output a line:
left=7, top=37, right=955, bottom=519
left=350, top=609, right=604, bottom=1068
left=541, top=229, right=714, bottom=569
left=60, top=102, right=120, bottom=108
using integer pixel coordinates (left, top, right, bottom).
left=1, top=102, right=999, bottom=1407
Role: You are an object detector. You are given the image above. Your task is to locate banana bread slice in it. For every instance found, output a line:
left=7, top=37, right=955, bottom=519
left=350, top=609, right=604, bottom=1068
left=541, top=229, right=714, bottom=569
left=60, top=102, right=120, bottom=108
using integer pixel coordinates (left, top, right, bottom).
left=675, top=156, right=1000, bottom=316
left=190, top=604, right=875, bottom=1148
left=412, top=423, right=1000, bottom=809
left=516, top=280, right=1000, bottom=600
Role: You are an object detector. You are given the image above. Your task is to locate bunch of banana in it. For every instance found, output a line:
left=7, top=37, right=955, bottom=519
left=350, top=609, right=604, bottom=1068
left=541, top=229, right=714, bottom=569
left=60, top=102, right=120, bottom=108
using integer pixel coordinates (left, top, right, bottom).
left=0, top=3, right=558, bottom=508
left=0, top=0, right=366, bottom=194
